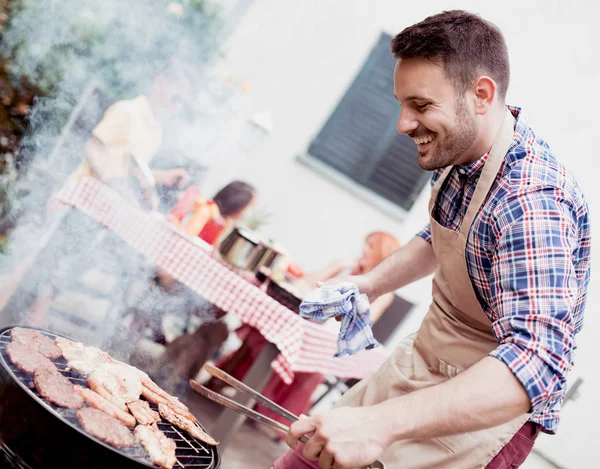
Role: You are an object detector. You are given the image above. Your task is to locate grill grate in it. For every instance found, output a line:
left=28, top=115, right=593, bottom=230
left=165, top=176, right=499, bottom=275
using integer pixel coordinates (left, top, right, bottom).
left=0, top=327, right=219, bottom=469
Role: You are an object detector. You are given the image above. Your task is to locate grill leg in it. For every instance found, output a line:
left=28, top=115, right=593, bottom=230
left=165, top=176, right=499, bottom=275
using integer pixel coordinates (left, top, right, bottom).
left=211, top=341, right=279, bottom=451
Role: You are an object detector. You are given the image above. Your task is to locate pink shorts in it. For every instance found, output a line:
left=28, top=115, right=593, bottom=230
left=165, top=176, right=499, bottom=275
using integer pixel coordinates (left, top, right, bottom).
left=273, top=422, right=540, bottom=469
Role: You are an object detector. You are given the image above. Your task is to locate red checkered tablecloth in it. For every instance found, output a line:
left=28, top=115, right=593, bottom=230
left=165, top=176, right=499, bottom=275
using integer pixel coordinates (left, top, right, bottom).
left=51, top=178, right=390, bottom=383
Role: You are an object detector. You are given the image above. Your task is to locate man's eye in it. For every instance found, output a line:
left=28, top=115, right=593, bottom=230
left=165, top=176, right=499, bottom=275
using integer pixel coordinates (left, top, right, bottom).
left=415, top=103, right=429, bottom=111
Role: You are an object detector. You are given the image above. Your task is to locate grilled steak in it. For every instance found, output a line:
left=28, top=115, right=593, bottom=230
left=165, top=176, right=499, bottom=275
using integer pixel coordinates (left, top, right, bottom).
left=127, top=399, right=160, bottom=425
left=135, top=424, right=177, bottom=469
left=33, top=362, right=84, bottom=409
left=6, top=341, right=52, bottom=374
left=74, top=385, right=136, bottom=427
left=158, top=403, right=219, bottom=446
left=77, top=407, right=135, bottom=448
left=11, top=327, right=62, bottom=359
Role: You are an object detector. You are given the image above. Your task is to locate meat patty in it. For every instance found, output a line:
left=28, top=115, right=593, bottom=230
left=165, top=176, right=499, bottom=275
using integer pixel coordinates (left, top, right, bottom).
left=77, top=407, right=135, bottom=448
left=11, top=327, right=62, bottom=359
left=127, top=400, right=160, bottom=425
left=159, top=403, right=219, bottom=446
left=33, top=363, right=84, bottom=409
left=135, top=424, right=177, bottom=469
left=74, top=385, right=136, bottom=427
left=6, top=341, right=52, bottom=374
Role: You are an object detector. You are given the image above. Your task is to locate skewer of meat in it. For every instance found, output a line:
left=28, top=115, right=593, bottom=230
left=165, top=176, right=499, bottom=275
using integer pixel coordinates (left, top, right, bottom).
left=74, top=385, right=136, bottom=427
left=135, top=424, right=177, bottom=469
left=140, top=377, right=189, bottom=412
left=77, top=407, right=135, bottom=448
left=127, top=400, right=160, bottom=425
left=11, top=327, right=62, bottom=359
left=33, top=363, right=84, bottom=409
left=88, top=375, right=128, bottom=412
left=158, top=403, right=219, bottom=446
left=89, top=363, right=142, bottom=403
left=142, top=385, right=197, bottom=422
left=6, top=341, right=52, bottom=374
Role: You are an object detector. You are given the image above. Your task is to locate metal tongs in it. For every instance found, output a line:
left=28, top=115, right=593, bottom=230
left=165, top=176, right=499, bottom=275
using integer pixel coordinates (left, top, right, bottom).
left=190, top=364, right=385, bottom=469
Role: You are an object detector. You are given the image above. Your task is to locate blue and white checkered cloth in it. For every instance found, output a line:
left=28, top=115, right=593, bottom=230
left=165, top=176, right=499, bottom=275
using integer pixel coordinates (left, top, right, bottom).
left=299, top=282, right=380, bottom=358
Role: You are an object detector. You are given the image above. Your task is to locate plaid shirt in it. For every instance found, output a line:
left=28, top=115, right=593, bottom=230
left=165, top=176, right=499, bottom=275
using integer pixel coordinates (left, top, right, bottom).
left=417, top=107, right=591, bottom=434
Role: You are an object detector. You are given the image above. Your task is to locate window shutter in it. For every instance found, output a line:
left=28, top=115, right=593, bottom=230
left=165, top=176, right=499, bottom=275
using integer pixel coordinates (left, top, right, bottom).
left=307, top=32, right=428, bottom=212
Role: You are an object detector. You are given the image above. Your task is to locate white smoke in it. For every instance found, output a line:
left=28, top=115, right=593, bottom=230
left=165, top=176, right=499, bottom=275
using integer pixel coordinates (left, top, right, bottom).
left=0, top=0, right=251, bottom=355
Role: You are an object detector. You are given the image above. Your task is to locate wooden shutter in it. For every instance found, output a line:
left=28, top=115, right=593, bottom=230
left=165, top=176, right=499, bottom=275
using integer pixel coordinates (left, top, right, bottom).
left=307, top=33, right=428, bottom=211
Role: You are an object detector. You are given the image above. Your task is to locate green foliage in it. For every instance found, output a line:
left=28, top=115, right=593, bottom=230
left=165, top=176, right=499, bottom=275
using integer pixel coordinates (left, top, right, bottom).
left=2, top=0, right=224, bottom=99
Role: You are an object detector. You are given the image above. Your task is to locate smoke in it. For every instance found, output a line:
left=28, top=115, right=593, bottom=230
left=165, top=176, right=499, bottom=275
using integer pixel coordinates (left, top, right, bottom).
left=0, top=0, right=252, bottom=356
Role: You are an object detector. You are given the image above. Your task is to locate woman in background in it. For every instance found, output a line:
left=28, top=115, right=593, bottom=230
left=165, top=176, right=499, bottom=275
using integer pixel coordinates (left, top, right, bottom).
left=169, top=180, right=256, bottom=247
left=129, top=181, right=256, bottom=390
left=209, top=231, right=401, bottom=435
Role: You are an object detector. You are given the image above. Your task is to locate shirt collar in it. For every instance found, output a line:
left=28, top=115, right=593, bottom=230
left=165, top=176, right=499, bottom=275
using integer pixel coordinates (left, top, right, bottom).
left=456, top=105, right=522, bottom=180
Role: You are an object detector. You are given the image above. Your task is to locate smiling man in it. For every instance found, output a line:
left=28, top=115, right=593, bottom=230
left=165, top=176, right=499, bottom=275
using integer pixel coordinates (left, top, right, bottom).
left=272, top=10, right=591, bottom=469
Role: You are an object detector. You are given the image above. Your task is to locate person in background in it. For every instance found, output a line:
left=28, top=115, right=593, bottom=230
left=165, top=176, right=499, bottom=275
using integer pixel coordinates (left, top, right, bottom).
left=70, top=58, right=195, bottom=206
left=208, top=231, right=401, bottom=435
left=168, top=180, right=256, bottom=248
left=129, top=181, right=257, bottom=390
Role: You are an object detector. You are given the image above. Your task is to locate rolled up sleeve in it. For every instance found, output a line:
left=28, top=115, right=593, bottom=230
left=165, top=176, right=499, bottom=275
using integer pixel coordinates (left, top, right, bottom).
left=487, top=188, right=580, bottom=433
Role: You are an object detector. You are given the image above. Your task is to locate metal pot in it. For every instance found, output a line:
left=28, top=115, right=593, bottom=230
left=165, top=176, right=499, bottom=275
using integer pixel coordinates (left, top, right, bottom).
left=250, top=242, right=287, bottom=277
left=218, top=226, right=263, bottom=270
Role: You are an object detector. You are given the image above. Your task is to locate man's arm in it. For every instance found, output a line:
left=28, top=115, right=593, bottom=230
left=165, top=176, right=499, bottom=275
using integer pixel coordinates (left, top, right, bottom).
left=377, top=356, right=530, bottom=441
left=289, top=355, right=530, bottom=468
left=361, top=235, right=438, bottom=300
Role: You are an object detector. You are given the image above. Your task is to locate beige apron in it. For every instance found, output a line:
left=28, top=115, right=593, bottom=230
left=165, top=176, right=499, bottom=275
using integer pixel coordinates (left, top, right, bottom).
left=337, top=110, right=529, bottom=469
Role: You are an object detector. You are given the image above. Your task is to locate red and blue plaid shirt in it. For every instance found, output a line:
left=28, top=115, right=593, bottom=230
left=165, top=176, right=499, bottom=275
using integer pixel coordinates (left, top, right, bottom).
left=417, top=106, right=591, bottom=434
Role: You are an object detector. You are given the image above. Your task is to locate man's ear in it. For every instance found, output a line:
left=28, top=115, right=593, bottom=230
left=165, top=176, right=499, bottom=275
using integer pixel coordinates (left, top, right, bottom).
left=471, top=76, right=498, bottom=115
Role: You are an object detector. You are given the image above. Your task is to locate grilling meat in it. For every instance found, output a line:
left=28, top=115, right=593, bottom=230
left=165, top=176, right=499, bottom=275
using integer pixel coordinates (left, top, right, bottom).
left=74, top=385, right=136, bottom=427
left=89, top=362, right=143, bottom=403
left=135, top=424, right=177, bottom=469
left=77, top=407, right=135, bottom=448
left=33, top=362, right=84, bottom=409
left=127, top=399, right=160, bottom=425
left=88, top=375, right=129, bottom=412
left=140, top=376, right=189, bottom=412
left=55, top=337, right=113, bottom=375
left=11, top=327, right=62, bottom=359
left=158, top=403, right=219, bottom=446
left=6, top=341, right=52, bottom=374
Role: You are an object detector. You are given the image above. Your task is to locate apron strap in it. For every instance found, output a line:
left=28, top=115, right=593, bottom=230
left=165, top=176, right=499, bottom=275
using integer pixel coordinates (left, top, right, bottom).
left=459, top=108, right=516, bottom=236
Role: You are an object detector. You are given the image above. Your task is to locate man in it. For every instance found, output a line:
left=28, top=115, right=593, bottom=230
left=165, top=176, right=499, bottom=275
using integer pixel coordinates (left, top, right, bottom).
left=71, top=59, right=194, bottom=206
left=273, top=10, right=591, bottom=469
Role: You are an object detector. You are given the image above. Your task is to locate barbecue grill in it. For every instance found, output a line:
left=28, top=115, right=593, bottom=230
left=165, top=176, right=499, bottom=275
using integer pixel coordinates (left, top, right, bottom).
left=0, top=326, right=221, bottom=469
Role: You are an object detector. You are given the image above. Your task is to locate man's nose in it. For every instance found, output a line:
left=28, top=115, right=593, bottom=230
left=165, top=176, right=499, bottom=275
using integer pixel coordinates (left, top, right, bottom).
left=397, top=108, right=419, bottom=135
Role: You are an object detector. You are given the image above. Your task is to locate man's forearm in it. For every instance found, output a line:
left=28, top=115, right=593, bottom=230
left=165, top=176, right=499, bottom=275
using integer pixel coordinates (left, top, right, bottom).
left=375, top=356, right=531, bottom=442
left=366, top=236, right=437, bottom=299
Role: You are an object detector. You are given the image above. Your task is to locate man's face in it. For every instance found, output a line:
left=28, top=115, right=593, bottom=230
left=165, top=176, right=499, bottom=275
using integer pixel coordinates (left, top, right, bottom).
left=393, top=58, right=478, bottom=170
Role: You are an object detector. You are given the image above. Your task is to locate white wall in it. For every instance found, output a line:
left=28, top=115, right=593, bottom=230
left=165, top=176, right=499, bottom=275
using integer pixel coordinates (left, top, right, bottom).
left=218, top=1, right=599, bottom=467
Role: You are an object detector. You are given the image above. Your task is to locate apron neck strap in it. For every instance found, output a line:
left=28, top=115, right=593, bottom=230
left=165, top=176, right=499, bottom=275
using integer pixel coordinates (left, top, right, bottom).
left=459, top=108, right=516, bottom=235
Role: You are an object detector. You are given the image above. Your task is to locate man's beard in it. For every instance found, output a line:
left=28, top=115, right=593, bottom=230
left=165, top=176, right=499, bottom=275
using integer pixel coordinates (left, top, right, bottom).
left=417, top=100, right=478, bottom=171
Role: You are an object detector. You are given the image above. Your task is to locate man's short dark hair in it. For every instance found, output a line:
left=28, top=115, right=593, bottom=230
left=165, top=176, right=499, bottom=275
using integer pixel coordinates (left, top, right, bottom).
left=390, top=10, right=510, bottom=100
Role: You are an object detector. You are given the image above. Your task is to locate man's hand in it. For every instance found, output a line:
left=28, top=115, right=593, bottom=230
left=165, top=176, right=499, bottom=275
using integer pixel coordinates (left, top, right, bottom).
left=319, top=274, right=377, bottom=303
left=152, top=168, right=191, bottom=188
left=285, top=407, right=390, bottom=469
